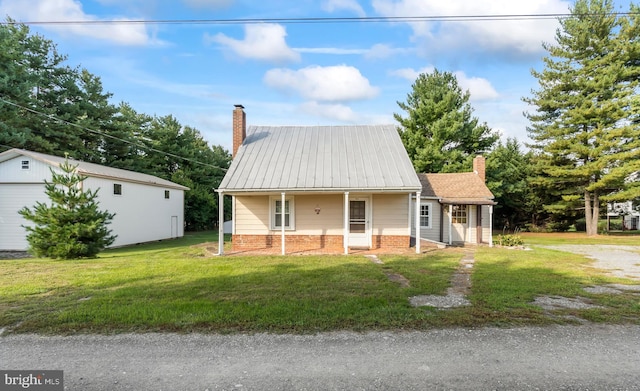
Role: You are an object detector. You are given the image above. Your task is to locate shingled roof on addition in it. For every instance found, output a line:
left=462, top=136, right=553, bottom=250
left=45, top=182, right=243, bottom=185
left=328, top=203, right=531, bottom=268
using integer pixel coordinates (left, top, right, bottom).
left=419, top=172, right=495, bottom=205
left=218, top=125, right=422, bottom=193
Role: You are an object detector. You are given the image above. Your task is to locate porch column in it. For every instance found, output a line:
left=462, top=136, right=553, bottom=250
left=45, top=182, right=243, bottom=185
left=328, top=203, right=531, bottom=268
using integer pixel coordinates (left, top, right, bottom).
left=217, top=190, right=224, bottom=255
left=489, top=205, right=494, bottom=247
left=415, top=191, right=421, bottom=254
left=448, top=204, right=453, bottom=245
left=281, top=192, right=286, bottom=255
left=344, top=192, right=349, bottom=254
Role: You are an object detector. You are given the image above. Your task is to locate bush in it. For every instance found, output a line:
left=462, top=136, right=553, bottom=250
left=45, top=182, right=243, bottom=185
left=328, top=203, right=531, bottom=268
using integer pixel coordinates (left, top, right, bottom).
left=496, top=234, right=525, bottom=247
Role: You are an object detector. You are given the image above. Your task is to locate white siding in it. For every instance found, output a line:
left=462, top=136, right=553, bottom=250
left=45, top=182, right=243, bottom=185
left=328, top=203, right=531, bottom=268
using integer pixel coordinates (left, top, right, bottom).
left=481, top=205, right=491, bottom=244
left=0, top=156, right=57, bottom=183
left=87, top=177, right=185, bottom=247
left=0, top=184, right=49, bottom=250
left=0, top=156, right=186, bottom=250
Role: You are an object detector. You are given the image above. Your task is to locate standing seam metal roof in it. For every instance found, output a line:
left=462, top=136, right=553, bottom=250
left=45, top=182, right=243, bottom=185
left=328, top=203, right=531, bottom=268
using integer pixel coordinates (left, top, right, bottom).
left=218, top=125, right=422, bottom=192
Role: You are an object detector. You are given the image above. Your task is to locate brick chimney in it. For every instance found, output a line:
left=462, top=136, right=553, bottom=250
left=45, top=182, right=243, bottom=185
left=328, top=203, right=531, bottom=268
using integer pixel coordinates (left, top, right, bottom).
left=232, top=104, right=246, bottom=158
left=473, top=155, right=486, bottom=182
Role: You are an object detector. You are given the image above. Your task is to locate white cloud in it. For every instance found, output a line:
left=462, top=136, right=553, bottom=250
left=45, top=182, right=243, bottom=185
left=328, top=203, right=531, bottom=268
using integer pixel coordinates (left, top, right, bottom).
left=372, top=0, right=569, bottom=58
left=455, top=71, right=499, bottom=101
left=264, top=65, right=379, bottom=102
left=300, top=101, right=359, bottom=122
left=390, top=66, right=434, bottom=81
left=0, top=0, right=160, bottom=46
left=295, top=47, right=368, bottom=55
left=322, top=0, right=366, bottom=17
left=391, top=67, right=498, bottom=101
left=207, top=24, right=300, bottom=63
left=364, top=43, right=412, bottom=59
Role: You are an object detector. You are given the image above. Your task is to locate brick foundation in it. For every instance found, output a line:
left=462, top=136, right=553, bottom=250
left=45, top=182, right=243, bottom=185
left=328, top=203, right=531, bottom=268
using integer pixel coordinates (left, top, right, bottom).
left=232, top=234, right=411, bottom=253
left=372, top=235, right=411, bottom=249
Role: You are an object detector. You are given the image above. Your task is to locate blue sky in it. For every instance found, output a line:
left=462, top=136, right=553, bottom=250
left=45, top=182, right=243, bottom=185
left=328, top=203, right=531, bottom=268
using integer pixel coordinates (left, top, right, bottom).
left=0, top=0, right=632, bottom=151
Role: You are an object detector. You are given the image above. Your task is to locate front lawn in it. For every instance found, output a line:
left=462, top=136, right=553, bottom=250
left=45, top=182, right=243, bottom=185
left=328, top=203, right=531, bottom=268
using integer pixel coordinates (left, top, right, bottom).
left=1, top=231, right=638, bottom=334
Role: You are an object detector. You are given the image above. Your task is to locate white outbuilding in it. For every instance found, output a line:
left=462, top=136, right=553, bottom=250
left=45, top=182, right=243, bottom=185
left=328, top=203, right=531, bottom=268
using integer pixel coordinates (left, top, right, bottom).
left=0, top=148, right=189, bottom=251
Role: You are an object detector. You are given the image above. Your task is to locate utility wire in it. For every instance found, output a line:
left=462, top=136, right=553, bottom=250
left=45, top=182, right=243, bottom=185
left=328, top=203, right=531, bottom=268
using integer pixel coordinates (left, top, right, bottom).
left=0, top=97, right=228, bottom=173
left=2, top=12, right=639, bottom=26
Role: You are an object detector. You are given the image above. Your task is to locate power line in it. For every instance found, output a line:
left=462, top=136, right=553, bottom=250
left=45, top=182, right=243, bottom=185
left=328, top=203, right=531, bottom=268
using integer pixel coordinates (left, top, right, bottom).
left=2, top=12, right=638, bottom=26
left=0, top=97, right=228, bottom=173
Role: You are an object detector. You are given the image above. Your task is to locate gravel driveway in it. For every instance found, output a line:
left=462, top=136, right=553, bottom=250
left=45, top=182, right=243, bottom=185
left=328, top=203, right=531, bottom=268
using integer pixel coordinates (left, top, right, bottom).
left=540, top=244, right=640, bottom=280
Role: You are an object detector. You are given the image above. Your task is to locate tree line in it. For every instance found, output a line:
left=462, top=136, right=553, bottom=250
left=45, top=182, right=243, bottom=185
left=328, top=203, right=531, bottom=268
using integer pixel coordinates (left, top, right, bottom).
left=3, top=0, right=639, bottom=236
left=396, top=0, right=640, bottom=235
left=0, top=21, right=231, bottom=231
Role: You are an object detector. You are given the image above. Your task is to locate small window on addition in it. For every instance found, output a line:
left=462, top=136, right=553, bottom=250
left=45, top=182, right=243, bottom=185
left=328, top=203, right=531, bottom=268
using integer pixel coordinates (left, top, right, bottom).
left=21, top=160, right=30, bottom=170
left=164, top=190, right=170, bottom=199
left=113, top=183, right=122, bottom=195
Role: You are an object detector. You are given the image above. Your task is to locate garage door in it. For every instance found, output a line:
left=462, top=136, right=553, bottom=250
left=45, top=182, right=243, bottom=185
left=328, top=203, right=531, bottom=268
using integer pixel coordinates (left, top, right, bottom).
left=0, top=184, right=48, bottom=250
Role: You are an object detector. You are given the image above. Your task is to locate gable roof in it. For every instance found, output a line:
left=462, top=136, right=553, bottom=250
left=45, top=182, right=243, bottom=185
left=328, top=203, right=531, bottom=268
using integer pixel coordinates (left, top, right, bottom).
left=0, top=149, right=189, bottom=190
left=419, top=172, right=495, bottom=205
left=219, top=125, right=422, bottom=193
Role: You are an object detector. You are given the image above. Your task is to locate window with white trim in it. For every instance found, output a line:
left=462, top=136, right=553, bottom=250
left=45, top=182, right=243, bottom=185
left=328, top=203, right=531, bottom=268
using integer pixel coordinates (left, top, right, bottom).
left=164, top=190, right=170, bottom=199
left=21, top=160, right=30, bottom=170
left=113, top=183, right=122, bottom=195
left=452, top=205, right=467, bottom=224
left=420, top=203, right=432, bottom=228
left=270, top=196, right=295, bottom=230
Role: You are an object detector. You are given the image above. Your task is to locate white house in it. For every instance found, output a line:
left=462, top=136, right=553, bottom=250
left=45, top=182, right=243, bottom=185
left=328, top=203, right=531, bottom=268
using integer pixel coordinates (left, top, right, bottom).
left=0, top=149, right=189, bottom=251
left=607, top=201, right=640, bottom=230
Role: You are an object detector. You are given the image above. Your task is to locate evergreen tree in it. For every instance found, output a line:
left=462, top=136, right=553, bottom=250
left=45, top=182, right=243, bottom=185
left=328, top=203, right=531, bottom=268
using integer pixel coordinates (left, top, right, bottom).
left=19, top=159, right=116, bottom=259
left=486, top=138, right=534, bottom=230
left=395, top=69, right=499, bottom=173
left=524, top=0, right=640, bottom=235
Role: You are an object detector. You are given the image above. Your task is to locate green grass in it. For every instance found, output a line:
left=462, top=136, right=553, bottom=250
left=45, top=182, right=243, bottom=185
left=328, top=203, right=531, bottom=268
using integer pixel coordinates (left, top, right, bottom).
left=520, top=231, right=640, bottom=246
left=1, top=232, right=639, bottom=334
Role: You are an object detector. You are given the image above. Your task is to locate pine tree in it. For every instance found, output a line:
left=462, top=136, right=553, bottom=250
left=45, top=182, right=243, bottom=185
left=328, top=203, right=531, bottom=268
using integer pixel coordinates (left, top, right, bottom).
left=395, top=69, right=499, bottom=173
left=19, top=158, right=116, bottom=259
left=524, top=0, right=640, bottom=235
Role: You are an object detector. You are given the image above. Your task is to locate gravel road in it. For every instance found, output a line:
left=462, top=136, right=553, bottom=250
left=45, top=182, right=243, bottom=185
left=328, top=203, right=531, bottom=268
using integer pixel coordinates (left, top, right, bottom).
left=2, top=325, right=640, bottom=390
left=539, top=244, right=640, bottom=280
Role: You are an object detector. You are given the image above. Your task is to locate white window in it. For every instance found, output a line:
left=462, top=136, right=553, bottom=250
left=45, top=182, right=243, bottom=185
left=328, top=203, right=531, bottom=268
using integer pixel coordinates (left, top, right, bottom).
left=420, top=203, right=432, bottom=228
left=113, top=183, right=122, bottom=195
left=21, top=160, right=30, bottom=170
left=452, top=205, right=467, bottom=224
left=164, top=190, right=170, bottom=199
left=270, top=196, right=295, bottom=230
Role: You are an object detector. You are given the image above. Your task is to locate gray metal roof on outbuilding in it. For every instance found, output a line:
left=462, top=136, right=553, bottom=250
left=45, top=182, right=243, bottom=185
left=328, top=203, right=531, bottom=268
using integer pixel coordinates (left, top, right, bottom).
left=218, top=125, right=422, bottom=193
left=0, top=149, right=189, bottom=190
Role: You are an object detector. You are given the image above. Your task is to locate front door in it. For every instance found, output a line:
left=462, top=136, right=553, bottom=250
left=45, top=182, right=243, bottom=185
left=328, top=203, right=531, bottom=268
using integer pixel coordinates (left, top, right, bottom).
left=451, top=205, right=467, bottom=243
left=349, top=199, right=370, bottom=248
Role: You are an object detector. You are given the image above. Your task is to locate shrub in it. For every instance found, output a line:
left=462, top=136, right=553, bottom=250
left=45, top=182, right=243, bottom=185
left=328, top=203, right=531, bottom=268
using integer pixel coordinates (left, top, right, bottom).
left=496, top=234, right=524, bottom=247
